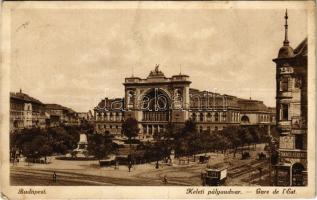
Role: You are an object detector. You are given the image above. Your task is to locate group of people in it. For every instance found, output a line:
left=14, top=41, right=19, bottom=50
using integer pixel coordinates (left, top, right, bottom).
left=11, top=158, right=20, bottom=165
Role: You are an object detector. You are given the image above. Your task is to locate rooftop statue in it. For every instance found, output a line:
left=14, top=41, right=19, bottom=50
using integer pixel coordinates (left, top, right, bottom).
left=155, top=64, right=160, bottom=73
left=147, top=64, right=165, bottom=78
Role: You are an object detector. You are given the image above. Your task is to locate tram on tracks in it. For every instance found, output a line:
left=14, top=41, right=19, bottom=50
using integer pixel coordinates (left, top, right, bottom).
left=201, top=162, right=228, bottom=186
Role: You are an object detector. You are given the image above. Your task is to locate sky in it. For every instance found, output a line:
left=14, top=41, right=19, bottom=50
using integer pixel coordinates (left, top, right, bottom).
left=10, top=7, right=308, bottom=112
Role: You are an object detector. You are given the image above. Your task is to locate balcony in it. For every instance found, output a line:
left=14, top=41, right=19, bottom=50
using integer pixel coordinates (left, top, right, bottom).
left=279, top=149, right=307, bottom=159
left=278, top=120, right=291, bottom=129
left=277, top=91, right=293, bottom=98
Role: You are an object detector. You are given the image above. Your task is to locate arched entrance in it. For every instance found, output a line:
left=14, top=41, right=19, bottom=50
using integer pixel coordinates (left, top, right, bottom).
left=141, top=89, right=171, bottom=122
left=292, top=163, right=305, bottom=186
left=140, top=89, right=171, bottom=137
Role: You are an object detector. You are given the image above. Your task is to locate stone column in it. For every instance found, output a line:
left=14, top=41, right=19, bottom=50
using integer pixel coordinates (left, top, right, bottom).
left=101, top=113, right=105, bottom=121
left=106, top=112, right=110, bottom=121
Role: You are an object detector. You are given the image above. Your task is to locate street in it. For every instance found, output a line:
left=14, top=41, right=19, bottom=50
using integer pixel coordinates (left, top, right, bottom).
left=11, top=144, right=271, bottom=186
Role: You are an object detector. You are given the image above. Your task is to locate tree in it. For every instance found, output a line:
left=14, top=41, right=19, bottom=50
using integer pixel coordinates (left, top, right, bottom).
left=47, top=127, right=78, bottom=154
left=87, top=131, right=115, bottom=159
left=239, top=127, right=253, bottom=149
left=121, top=118, right=140, bottom=146
left=15, top=128, right=52, bottom=163
left=211, top=132, right=231, bottom=154
left=221, top=126, right=242, bottom=157
left=248, top=126, right=261, bottom=148
left=39, top=144, right=53, bottom=163
left=181, top=119, right=197, bottom=135
left=164, top=122, right=177, bottom=139
left=79, top=120, right=95, bottom=135
left=173, top=119, right=198, bottom=159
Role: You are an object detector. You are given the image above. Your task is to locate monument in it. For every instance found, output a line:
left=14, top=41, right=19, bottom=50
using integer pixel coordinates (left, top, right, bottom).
left=72, top=133, right=88, bottom=158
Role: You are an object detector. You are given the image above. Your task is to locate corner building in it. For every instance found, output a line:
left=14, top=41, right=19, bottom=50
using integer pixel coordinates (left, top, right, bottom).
left=10, top=90, right=47, bottom=132
left=273, top=11, right=307, bottom=186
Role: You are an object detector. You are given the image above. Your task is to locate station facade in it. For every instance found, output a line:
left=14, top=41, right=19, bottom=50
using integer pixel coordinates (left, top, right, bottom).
left=94, top=65, right=275, bottom=140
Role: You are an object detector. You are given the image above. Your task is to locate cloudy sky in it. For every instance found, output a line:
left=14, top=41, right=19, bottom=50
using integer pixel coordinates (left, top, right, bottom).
left=10, top=6, right=307, bottom=112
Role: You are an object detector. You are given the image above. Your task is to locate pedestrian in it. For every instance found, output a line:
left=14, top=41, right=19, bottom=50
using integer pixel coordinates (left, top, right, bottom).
left=53, top=171, right=57, bottom=182
left=128, top=161, right=132, bottom=172
left=115, top=160, right=119, bottom=170
left=163, top=175, right=168, bottom=184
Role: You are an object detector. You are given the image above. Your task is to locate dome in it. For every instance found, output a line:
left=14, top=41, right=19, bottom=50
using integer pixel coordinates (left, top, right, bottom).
left=278, top=45, right=294, bottom=58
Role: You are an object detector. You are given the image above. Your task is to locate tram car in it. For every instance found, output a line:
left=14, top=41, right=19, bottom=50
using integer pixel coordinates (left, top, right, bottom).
left=201, top=163, right=228, bottom=186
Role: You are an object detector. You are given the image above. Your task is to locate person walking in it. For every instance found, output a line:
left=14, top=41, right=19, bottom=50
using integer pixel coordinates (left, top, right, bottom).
left=155, top=161, right=159, bottom=169
left=163, top=175, right=168, bottom=184
left=53, top=171, right=57, bottom=182
left=128, top=161, right=132, bottom=172
left=115, top=160, right=119, bottom=170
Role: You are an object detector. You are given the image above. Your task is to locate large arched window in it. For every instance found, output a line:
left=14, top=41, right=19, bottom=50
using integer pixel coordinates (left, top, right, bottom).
left=292, top=163, right=305, bottom=186
left=142, top=89, right=170, bottom=122
left=110, top=112, right=113, bottom=121
left=223, top=112, right=227, bottom=121
left=241, top=115, right=250, bottom=123
left=206, top=113, right=212, bottom=121
left=199, top=113, right=204, bottom=122
left=13, top=120, right=18, bottom=128
left=192, top=113, right=197, bottom=121
left=214, top=112, right=219, bottom=122
left=199, top=126, right=203, bottom=133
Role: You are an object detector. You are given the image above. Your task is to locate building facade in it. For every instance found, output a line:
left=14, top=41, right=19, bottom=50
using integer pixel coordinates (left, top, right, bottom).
left=10, top=90, right=80, bottom=132
left=45, top=104, right=80, bottom=127
left=94, top=65, right=275, bottom=140
left=10, top=90, right=47, bottom=132
left=273, top=11, right=307, bottom=186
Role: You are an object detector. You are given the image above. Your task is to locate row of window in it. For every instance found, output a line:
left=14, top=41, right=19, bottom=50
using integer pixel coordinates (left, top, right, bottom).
left=198, top=125, right=223, bottom=133
left=191, top=112, right=239, bottom=122
left=142, top=124, right=165, bottom=134
left=97, top=124, right=121, bottom=130
left=95, top=112, right=123, bottom=121
left=96, top=112, right=122, bottom=116
left=258, top=114, right=270, bottom=122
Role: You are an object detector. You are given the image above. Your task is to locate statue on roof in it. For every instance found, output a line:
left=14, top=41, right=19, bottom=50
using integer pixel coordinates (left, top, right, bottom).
left=147, top=64, right=165, bottom=78
left=155, top=64, right=160, bottom=73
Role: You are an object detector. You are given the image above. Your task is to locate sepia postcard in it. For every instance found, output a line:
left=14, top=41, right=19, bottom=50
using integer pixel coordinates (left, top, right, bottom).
left=0, top=1, right=316, bottom=199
